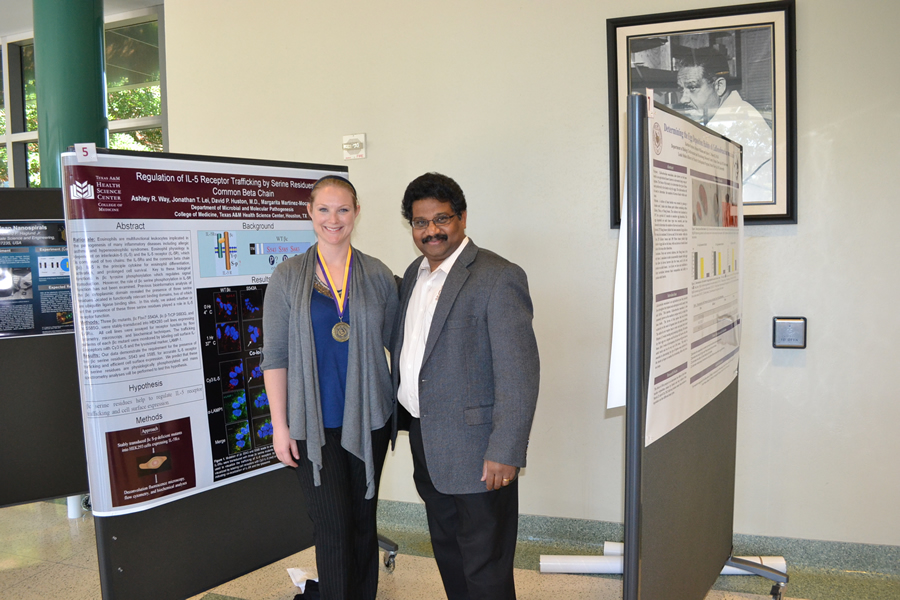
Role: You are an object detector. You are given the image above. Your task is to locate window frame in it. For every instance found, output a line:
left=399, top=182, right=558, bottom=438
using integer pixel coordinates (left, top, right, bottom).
left=0, top=5, right=167, bottom=188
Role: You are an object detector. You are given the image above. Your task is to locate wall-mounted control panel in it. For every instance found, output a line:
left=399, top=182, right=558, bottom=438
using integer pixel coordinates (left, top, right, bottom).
left=773, top=317, right=807, bottom=349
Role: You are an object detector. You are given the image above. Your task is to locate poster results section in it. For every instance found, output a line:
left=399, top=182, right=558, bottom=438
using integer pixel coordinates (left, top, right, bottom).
left=0, top=221, right=73, bottom=338
left=62, top=150, right=338, bottom=515
left=198, top=284, right=274, bottom=480
left=645, top=106, right=744, bottom=445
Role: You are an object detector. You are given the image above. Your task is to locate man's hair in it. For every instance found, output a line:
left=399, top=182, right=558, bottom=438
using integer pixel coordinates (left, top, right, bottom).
left=679, top=46, right=731, bottom=84
left=401, top=172, right=467, bottom=222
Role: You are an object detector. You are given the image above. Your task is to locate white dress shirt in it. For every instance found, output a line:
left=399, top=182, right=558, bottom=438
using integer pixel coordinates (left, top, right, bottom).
left=397, top=237, right=470, bottom=418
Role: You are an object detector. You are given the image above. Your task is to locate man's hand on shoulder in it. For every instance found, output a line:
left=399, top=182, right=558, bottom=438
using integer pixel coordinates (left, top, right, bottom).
left=482, top=460, right=518, bottom=491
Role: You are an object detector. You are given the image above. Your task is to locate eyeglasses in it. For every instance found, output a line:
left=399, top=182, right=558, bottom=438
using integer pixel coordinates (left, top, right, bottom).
left=410, top=213, right=458, bottom=230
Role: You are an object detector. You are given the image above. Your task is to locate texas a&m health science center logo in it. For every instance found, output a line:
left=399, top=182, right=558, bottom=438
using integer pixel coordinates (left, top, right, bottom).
left=70, top=181, right=95, bottom=200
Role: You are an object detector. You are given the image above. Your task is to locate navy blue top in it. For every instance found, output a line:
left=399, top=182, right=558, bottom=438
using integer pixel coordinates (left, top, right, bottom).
left=310, top=286, right=349, bottom=428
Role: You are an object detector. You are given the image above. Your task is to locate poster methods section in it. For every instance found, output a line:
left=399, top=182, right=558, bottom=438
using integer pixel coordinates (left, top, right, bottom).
left=0, top=221, right=73, bottom=338
left=645, top=108, right=743, bottom=445
left=63, top=151, right=340, bottom=515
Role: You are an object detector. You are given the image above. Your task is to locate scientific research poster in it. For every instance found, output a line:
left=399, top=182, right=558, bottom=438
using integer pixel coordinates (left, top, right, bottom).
left=0, top=220, right=73, bottom=338
left=644, top=106, right=743, bottom=446
left=62, top=150, right=344, bottom=515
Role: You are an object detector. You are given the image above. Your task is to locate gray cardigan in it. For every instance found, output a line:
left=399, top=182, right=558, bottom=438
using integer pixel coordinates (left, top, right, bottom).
left=260, top=244, right=398, bottom=499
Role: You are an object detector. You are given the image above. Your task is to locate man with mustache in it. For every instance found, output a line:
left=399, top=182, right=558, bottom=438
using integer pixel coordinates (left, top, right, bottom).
left=392, top=172, right=540, bottom=600
left=675, top=45, right=773, bottom=205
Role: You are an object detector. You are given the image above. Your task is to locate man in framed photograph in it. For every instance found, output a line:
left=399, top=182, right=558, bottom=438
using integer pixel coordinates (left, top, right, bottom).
left=675, top=45, right=773, bottom=205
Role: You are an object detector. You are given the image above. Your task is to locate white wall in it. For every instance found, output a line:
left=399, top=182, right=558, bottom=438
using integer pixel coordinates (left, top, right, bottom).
left=164, top=0, right=900, bottom=546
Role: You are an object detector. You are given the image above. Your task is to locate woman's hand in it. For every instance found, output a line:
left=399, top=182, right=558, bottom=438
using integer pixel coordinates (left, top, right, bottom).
left=273, top=423, right=300, bottom=468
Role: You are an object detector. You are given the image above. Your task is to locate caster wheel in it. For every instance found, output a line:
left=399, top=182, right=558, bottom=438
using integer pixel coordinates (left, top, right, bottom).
left=81, top=495, right=92, bottom=512
left=383, top=551, right=396, bottom=572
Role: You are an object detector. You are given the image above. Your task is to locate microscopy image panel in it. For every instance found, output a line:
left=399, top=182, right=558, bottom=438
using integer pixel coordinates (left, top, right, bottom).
left=253, top=416, right=273, bottom=446
left=223, top=390, right=248, bottom=423
left=244, top=319, right=263, bottom=351
left=249, top=387, right=270, bottom=417
left=214, top=292, right=238, bottom=322
left=226, top=421, right=252, bottom=454
left=246, top=355, right=264, bottom=389
left=220, top=359, right=245, bottom=393
left=241, top=288, right=263, bottom=321
left=216, top=321, right=242, bottom=354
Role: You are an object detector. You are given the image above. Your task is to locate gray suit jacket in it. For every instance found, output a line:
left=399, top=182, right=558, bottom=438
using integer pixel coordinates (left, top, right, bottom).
left=392, top=240, right=540, bottom=495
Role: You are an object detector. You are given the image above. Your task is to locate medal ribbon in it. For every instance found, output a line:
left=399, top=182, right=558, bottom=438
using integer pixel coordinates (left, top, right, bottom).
left=316, top=245, right=352, bottom=320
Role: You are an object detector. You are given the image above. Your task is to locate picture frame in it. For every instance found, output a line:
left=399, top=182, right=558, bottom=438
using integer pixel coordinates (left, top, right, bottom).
left=607, top=0, right=797, bottom=226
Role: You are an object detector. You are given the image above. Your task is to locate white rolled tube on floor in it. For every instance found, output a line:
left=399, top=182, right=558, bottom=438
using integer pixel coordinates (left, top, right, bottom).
left=66, top=495, right=83, bottom=519
left=603, top=541, right=624, bottom=555
left=540, top=551, right=786, bottom=576
left=539, top=555, right=623, bottom=574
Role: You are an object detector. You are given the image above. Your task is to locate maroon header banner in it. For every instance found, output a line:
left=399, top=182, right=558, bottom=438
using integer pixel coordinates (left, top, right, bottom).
left=65, top=165, right=315, bottom=221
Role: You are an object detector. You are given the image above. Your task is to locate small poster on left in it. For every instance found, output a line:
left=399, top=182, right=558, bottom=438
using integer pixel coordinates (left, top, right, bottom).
left=0, top=220, right=74, bottom=338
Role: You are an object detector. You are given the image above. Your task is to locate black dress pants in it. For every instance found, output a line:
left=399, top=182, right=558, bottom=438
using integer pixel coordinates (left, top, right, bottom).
left=294, top=422, right=391, bottom=600
left=409, top=417, right=519, bottom=600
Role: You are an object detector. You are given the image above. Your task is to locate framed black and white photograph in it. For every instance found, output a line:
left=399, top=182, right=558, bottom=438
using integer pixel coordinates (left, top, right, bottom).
left=607, top=0, right=796, bottom=226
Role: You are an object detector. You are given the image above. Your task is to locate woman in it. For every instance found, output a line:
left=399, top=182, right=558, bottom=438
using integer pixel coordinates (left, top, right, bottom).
left=261, top=175, right=397, bottom=600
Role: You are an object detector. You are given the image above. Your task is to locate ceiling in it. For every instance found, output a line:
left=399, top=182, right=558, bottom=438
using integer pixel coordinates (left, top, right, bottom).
left=1, top=0, right=161, bottom=38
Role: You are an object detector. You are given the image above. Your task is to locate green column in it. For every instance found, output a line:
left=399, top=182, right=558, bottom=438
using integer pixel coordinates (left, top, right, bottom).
left=33, top=0, right=107, bottom=188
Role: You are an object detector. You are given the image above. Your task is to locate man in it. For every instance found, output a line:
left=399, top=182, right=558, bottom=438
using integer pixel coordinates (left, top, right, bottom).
left=392, top=172, right=540, bottom=600
left=676, top=46, right=773, bottom=205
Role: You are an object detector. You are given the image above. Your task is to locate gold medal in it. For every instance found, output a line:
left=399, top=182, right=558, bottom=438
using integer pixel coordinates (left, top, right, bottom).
left=332, top=321, right=350, bottom=342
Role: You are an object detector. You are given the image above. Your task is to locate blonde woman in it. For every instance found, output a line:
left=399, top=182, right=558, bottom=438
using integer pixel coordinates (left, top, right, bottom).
left=261, top=176, right=397, bottom=600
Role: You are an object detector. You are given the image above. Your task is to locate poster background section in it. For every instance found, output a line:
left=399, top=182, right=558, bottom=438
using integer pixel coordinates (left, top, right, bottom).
left=61, top=151, right=336, bottom=516
left=0, top=220, right=73, bottom=339
left=645, top=106, right=743, bottom=446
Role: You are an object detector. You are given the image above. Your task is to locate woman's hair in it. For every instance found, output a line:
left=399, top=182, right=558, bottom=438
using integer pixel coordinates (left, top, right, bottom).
left=401, top=172, right=466, bottom=222
left=310, top=175, right=358, bottom=208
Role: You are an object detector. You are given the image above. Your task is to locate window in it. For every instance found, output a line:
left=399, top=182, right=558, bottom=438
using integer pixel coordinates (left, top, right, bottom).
left=0, top=7, right=166, bottom=188
left=106, top=18, right=164, bottom=153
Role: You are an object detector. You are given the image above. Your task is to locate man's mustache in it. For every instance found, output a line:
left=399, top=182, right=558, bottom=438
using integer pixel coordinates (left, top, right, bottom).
left=421, top=233, right=448, bottom=243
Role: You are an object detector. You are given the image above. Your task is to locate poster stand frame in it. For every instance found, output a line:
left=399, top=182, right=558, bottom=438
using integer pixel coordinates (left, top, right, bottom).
left=623, top=94, right=788, bottom=600
left=61, top=149, right=343, bottom=599
left=0, top=188, right=89, bottom=507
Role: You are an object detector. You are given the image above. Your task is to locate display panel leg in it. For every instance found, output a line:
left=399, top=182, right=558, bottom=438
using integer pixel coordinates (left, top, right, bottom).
left=725, top=556, right=788, bottom=600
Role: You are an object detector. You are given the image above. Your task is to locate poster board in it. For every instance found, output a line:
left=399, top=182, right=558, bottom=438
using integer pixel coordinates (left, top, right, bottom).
left=623, top=95, right=743, bottom=600
left=0, top=188, right=88, bottom=506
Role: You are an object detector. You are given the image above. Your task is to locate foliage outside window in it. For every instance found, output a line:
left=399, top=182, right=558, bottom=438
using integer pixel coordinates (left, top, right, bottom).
left=106, top=20, right=162, bottom=153
left=1, top=15, right=164, bottom=188
left=26, top=142, right=39, bottom=187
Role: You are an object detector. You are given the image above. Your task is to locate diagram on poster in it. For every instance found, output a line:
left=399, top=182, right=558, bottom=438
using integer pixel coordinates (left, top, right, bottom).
left=644, top=106, right=743, bottom=445
left=62, top=150, right=343, bottom=515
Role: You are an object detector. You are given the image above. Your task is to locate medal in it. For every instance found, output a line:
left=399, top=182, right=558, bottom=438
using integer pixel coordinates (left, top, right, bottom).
left=331, top=321, right=350, bottom=342
left=316, top=246, right=353, bottom=343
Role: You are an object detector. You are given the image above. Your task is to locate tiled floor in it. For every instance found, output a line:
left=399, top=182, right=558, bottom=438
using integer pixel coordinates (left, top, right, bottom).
left=1, top=499, right=894, bottom=600
left=188, top=548, right=790, bottom=600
